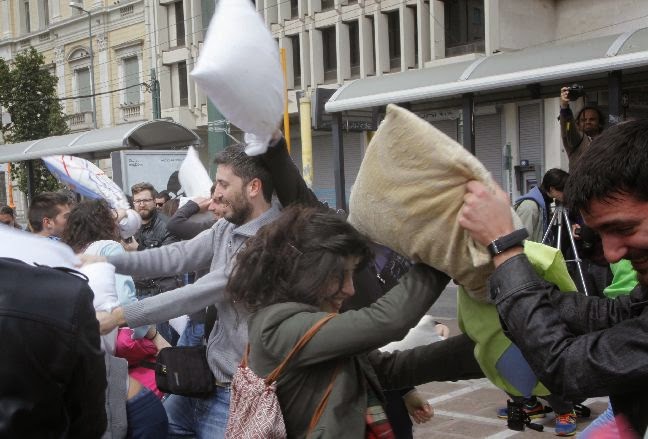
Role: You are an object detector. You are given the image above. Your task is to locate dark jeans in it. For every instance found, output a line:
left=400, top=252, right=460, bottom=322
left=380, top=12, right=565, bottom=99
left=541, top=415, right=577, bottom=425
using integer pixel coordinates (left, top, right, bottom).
left=385, top=389, right=413, bottom=439
left=126, top=387, right=169, bottom=439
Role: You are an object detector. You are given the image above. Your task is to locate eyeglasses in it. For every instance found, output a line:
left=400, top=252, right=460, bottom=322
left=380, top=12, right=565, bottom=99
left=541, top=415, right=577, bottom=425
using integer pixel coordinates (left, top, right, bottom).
left=133, top=198, right=154, bottom=205
left=156, top=202, right=165, bottom=207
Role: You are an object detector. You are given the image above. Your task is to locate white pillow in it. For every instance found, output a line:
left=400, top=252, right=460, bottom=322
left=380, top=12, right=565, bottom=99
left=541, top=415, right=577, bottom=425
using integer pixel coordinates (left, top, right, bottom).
left=191, top=0, right=283, bottom=156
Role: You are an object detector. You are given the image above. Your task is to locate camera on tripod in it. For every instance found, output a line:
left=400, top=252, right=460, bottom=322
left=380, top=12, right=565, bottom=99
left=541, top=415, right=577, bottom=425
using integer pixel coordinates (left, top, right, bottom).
left=566, top=84, right=585, bottom=101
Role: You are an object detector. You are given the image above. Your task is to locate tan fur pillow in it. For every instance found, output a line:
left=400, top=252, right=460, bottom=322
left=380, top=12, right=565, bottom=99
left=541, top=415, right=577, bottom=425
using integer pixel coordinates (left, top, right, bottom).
left=348, top=104, right=518, bottom=302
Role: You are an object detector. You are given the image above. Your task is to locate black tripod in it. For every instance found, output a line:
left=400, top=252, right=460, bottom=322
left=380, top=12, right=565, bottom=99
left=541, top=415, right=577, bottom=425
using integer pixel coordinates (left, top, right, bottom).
left=541, top=203, right=590, bottom=296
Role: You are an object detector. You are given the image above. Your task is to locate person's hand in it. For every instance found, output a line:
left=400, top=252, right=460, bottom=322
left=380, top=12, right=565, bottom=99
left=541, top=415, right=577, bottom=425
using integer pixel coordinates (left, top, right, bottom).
left=560, top=86, right=570, bottom=109
left=97, top=306, right=126, bottom=335
left=192, top=197, right=212, bottom=213
left=458, top=181, right=514, bottom=247
left=404, top=389, right=434, bottom=424
left=435, top=323, right=450, bottom=339
left=572, top=224, right=581, bottom=239
left=78, top=253, right=107, bottom=266
left=152, top=332, right=172, bottom=352
left=121, top=236, right=139, bottom=252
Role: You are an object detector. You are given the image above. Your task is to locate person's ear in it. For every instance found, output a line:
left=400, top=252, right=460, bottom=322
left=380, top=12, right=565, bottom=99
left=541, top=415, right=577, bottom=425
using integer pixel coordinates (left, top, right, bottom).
left=247, top=178, right=262, bottom=198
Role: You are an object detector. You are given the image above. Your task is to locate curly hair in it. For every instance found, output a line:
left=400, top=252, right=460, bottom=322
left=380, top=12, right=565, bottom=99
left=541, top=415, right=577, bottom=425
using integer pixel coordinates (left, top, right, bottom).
left=63, top=199, right=119, bottom=252
left=227, top=206, right=372, bottom=312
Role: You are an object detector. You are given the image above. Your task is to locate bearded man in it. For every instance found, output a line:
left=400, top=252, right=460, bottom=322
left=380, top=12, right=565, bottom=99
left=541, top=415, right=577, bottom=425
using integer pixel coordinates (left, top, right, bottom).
left=92, top=144, right=280, bottom=437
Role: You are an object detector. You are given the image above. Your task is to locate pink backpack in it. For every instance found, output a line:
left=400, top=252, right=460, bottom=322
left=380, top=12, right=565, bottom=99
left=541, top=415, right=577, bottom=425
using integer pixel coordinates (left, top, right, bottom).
left=225, top=313, right=339, bottom=438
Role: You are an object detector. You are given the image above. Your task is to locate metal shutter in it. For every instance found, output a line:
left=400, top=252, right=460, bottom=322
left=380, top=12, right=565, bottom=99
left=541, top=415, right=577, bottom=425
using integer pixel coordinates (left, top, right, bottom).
left=430, top=119, right=458, bottom=141
left=475, top=113, right=503, bottom=186
left=518, top=102, right=544, bottom=173
left=289, top=131, right=363, bottom=209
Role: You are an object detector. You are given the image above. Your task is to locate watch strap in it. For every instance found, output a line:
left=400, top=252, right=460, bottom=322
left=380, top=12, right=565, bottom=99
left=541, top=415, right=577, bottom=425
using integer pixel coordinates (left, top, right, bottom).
left=487, top=229, right=529, bottom=257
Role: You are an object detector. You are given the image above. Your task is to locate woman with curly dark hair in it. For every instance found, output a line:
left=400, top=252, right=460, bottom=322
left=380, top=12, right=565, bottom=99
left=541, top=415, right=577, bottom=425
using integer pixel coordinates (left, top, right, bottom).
left=228, top=206, right=481, bottom=438
left=63, top=199, right=169, bottom=438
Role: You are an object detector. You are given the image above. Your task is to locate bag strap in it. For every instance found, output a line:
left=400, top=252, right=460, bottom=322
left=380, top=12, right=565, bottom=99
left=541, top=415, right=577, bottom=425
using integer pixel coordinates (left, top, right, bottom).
left=264, top=312, right=336, bottom=384
left=306, top=362, right=341, bottom=434
left=239, top=313, right=336, bottom=380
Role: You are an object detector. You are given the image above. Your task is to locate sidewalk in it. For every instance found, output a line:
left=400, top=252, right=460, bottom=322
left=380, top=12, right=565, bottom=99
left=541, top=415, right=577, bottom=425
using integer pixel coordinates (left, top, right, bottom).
left=412, top=378, right=608, bottom=438
left=411, top=318, right=609, bottom=438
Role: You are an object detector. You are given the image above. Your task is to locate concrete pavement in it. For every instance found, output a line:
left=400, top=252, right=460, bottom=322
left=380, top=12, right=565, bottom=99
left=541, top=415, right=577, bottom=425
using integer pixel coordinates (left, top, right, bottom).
left=411, top=301, right=609, bottom=439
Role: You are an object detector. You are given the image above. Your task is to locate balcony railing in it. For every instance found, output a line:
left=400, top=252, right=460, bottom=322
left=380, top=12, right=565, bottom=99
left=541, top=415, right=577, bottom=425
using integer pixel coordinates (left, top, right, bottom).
left=120, top=102, right=145, bottom=122
left=67, top=111, right=94, bottom=131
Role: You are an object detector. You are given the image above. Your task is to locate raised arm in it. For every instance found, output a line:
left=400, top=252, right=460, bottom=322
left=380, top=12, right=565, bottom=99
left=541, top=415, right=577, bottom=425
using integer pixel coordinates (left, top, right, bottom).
left=261, top=137, right=322, bottom=208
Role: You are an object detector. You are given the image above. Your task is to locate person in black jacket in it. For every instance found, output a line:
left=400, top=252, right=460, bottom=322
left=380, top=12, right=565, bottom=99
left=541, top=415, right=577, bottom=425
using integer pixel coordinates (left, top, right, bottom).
left=0, top=230, right=107, bottom=437
left=131, top=182, right=182, bottom=344
left=459, top=119, right=648, bottom=436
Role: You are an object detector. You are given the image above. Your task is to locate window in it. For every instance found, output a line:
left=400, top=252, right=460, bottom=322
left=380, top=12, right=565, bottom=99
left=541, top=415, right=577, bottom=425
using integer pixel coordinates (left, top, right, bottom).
left=0, top=172, right=7, bottom=206
left=321, top=0, right=334, bottom=11
left=123, top=56, right=140, bottom=104
left=23, top=0, right=31, bottom=33
left=76, top=67, right=92, bottom=113
left=175, top=1, right=185, bottom=47
left=290, top=0, right=298, bottom=18
left=41, top=0, right=49, bottom=27
left=386, top=10, right=400, bottom=70
left=444, top=0, right=485, bottom=57
left=178, top=61, right=188, bottom=106
left=321, top=27, right=336, bottom=82
left=348, top=20, right=359, bottom=77
left=289, top=35, right=301, bottom=88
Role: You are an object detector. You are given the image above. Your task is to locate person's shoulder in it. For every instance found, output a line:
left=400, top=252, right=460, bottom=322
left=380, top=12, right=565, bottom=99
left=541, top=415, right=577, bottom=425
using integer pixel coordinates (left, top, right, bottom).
left=0, top=258, right=93, bottom=318
left=251, top=303, right=319, bottom=329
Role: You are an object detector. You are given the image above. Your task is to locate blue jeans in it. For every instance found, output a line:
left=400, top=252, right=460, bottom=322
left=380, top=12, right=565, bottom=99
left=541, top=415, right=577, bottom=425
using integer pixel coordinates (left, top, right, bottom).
left=177, top=321, right=205, bottom=347
left=126, top=387, right=169, bottom=439
left=164, top=387, right=230, bottom=438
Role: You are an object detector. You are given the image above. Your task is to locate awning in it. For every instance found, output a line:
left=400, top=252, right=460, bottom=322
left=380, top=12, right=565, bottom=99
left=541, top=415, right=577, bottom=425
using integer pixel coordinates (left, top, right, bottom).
left=0, top=119, right=202, bottom=163
left=326, top=27, right=648, bottom=112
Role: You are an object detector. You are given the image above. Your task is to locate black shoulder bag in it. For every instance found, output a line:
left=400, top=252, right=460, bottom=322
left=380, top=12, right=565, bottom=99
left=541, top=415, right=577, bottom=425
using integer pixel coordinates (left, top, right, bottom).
left=141, top=305, right=218, bottom=398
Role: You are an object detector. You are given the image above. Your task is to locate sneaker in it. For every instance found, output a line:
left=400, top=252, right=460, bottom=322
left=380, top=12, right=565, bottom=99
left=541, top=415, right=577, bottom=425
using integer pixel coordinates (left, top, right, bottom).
left=496, top=399, right=547, bottom=419
left=554, top=411, right=577, bottom=436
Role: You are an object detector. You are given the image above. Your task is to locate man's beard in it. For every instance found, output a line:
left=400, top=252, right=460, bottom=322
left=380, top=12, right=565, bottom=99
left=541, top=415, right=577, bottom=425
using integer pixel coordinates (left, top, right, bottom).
left=224, top=193, right=252, bottom=226
left=137, top=207, right=154, bottom=221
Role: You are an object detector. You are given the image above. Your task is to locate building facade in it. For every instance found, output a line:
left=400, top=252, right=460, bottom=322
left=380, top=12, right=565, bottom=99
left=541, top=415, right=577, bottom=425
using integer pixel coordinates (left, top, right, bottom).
left=0, top=0, right=152, bottom=217
left=267, top=0, right=648, bottom=206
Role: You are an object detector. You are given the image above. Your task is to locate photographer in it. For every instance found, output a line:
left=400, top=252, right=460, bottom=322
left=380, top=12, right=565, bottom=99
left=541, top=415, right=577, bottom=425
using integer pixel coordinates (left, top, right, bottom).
left=559, top=86, right=604, bottom=171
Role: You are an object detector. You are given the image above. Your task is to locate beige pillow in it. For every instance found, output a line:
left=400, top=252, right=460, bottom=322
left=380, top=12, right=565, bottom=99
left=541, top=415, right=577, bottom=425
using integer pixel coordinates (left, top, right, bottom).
left=348, top=104, right=518, bottom=302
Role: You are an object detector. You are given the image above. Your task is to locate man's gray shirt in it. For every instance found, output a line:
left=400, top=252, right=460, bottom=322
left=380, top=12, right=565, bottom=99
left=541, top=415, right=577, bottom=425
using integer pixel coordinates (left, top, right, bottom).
left=107, top=205, right=282, bottom=383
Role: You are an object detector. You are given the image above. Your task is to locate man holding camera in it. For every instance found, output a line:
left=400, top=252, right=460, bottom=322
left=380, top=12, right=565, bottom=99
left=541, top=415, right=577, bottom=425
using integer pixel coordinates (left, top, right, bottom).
left=559, top=86, right=604, bottom=171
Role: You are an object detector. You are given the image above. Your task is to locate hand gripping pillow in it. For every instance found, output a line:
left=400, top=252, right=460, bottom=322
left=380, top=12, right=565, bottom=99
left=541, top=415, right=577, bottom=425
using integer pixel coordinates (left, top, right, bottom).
left=347, top=104, right=520, bottom=302
left=191, top=0, right=283, bottom=155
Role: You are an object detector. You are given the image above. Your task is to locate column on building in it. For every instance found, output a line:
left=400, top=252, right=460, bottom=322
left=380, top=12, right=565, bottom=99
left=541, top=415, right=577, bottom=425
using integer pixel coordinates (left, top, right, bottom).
left=96, top=33, right=111, bottom=127
left=336, top=17, right=350, bottom=83
left=430, top=0, right=445, bottom=60
left=358, top=13, right=374, bottom=78
left=374, top=7, right=389, bottom=75
left=416, top=0, right=430, bottom=67
left=400, top=4, right=415, bottom=71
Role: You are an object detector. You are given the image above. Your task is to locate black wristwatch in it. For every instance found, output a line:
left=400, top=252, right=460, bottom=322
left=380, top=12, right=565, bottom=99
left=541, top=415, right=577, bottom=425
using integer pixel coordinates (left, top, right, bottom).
left=487, top=229, right=529, bottom=257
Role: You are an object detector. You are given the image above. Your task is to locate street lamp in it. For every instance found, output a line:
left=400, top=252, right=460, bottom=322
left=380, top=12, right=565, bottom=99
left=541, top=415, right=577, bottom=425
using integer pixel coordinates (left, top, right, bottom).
left=69, top=1, right=97, bottom=129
